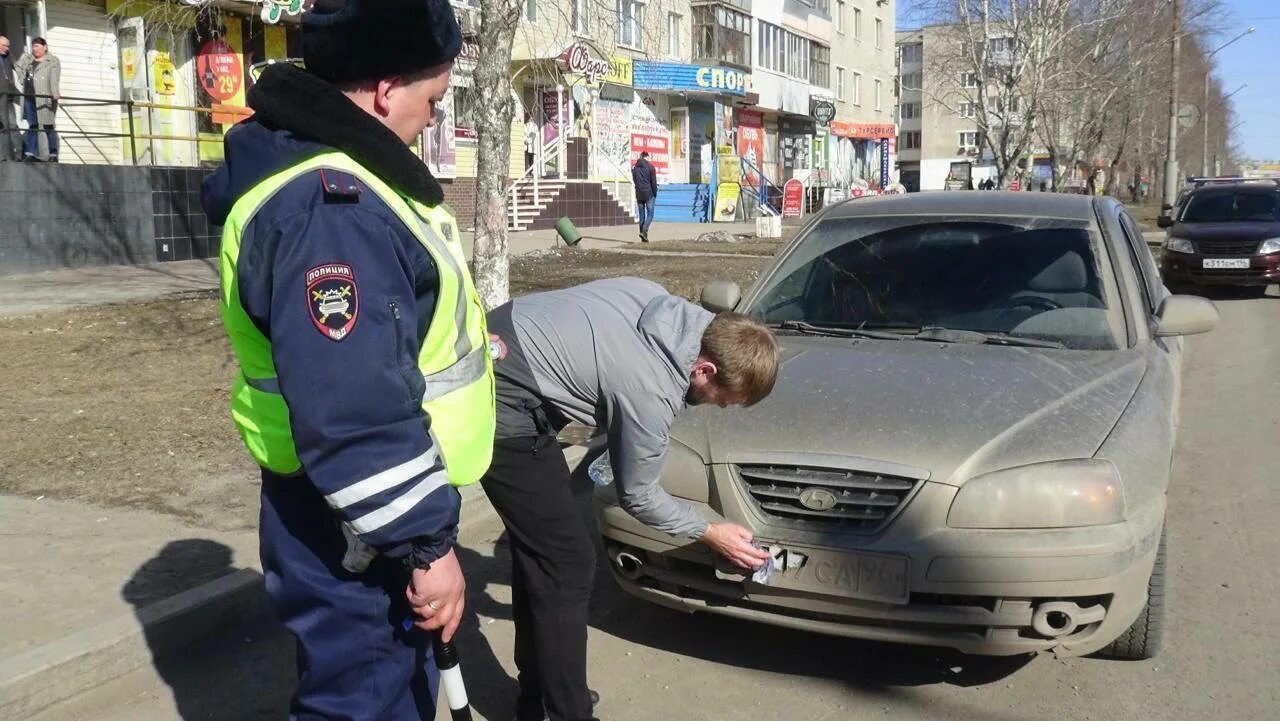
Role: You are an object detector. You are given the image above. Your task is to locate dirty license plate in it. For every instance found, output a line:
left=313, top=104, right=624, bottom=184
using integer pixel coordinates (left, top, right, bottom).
left=1203, top=258, right=1250, bottom=269
left=760, top=545, right=909, bottom=604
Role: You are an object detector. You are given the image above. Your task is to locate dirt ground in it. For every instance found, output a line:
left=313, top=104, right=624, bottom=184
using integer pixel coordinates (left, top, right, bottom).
left=628, top=239, right=785, bottom=256
left=0, top=248, right=771, bottom=531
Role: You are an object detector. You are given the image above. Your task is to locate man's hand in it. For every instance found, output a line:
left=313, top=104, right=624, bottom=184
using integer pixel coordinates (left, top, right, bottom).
left=405, top=548, right=466, bottom=641
left=699, top=522, right=771, bottom=570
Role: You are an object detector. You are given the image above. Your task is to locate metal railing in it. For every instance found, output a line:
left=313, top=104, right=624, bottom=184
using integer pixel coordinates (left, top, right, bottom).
left=2, top=92, right=250, bottom=165
left=739, top=156, right=784, bottom=217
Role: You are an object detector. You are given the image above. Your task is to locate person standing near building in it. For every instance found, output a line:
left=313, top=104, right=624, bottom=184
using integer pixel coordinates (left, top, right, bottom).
left=0, top=36, right=19, bottom=161
left=201, top=1, right=494, bottom=718
left=523, top=111, right=538, bottom=171
left=631, top=150, right=658, bottom=242
left=14, top=37, right=59, bottom=162
left=483, top=277, right=779, bottom=721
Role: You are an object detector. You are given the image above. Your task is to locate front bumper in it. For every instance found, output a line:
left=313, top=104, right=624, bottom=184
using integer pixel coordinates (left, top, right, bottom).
left=595, top=473, right=1164, bottom=658
left=1160, top=251, right=1280, bottom=286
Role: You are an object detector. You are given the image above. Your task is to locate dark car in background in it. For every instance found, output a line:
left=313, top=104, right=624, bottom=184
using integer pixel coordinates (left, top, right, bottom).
left=1158, top=180, right=1280, bottom=294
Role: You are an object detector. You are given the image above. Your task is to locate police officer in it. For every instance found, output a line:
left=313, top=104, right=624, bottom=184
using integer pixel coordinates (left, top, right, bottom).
left=203, top=1, right=494, bottom=718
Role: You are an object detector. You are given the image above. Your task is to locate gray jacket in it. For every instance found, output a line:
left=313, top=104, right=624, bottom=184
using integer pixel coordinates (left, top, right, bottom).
left=488, top=277, right=713, bottom=538
left=13, top=53, right=60, bottom=125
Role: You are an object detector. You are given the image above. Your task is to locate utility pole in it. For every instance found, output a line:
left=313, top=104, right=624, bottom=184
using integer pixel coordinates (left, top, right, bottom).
left=1162, top=0, right=1180, bottom=211
left=1201, top=29, right=1254, bottom=177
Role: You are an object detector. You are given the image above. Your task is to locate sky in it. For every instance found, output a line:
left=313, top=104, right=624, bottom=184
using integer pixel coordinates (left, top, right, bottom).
left=1209, top=0, right=1280, bottom=161
left=896, top=0, right=1280, bottom=162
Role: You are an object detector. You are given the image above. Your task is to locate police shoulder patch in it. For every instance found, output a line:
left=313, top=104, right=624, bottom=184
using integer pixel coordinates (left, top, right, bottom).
left=306, top=263, right=359, bottom=341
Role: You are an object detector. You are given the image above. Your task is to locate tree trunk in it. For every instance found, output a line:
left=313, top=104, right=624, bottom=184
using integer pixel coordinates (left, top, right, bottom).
left=471, top=0, right=520, bottom=310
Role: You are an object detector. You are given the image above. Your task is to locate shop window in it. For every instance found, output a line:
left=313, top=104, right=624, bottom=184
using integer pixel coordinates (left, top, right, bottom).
left=454, top=86, right=478, bottom=136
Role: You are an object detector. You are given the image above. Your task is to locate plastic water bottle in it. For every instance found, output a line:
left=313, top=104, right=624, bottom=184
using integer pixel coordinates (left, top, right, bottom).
left=587, top=451, right=614, bottom=487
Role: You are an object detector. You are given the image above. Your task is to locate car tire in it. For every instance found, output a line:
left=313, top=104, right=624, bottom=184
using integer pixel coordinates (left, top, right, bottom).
left=1100, top=526, right=1166, bottom=660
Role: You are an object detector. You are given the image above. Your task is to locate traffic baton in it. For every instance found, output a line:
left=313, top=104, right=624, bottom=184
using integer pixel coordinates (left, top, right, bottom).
left=433, top=631, right=473, bottom=721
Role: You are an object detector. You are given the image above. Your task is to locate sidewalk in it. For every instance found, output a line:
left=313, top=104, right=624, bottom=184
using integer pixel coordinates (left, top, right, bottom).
left=0, top=443, right=597, bottom=720
left=0, top=221, right=757, bottom=319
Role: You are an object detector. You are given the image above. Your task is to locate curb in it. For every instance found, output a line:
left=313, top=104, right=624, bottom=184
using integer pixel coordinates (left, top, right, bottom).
left=0, top=567, right=271, bottom=720
left=1, top=442, right=599, bottom=718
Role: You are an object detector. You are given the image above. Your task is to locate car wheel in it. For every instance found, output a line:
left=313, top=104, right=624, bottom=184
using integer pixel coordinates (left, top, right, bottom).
left=1100, top=526, right=1166, bottom=660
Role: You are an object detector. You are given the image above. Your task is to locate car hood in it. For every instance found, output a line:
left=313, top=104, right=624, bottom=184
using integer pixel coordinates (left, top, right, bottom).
left=675, top=338, right=1147, bottom=486
left=1172, top=221, right=1280, bottom=242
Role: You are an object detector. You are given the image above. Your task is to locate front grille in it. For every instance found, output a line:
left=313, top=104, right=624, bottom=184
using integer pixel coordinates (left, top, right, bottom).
left=735, top=464, right=922, bottom=534
left=1196, top=240, right=1260, bottom=255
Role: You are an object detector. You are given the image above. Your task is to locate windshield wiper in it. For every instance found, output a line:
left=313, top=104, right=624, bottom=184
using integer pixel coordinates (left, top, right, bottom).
left=775, top=320, right=911, bottom=340
left=914, top=326, right=1066, bottom=349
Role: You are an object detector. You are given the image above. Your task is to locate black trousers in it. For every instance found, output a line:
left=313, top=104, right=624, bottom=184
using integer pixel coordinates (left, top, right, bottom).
left=481, top=434, right=599, bottom=721
left=0, top=94, right=18, bottom=161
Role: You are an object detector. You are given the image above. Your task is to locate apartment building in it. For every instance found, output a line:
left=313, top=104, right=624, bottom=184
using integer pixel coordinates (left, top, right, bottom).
left=829, top=0, right=898, bottom=191
left=896, top=24, right=1048, bottom=191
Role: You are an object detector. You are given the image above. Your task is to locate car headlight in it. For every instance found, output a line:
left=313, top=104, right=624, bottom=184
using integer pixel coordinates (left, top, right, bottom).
left=947, top=460, right=1125, bottom=529
left=660, top=439, right=710, bottom=503
left=1164, top=237, right=1195, bottom=254
left=1259, top=238, right=1280, bottom=255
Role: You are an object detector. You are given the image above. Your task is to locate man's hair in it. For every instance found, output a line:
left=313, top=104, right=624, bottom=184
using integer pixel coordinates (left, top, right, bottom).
left=700, top=312, right=780, bottom=406
left=32, top=37, right=46, bottom=47
left=640, top=151, right=649, bottom=159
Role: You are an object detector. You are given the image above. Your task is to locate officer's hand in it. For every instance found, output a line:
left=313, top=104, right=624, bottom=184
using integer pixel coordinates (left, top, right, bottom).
left=406, top=548, right=466, bottom=641
left=699, top=522, right=771, bottom=570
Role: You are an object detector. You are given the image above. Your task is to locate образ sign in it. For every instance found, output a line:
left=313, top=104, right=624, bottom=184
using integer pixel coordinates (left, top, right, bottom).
left=560, top=43, right=611, bottom=84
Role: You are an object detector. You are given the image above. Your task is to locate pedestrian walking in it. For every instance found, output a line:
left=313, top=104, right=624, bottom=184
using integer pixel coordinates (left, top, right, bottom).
left=483, top=277, right=780, bottom=721
left=13, top=37, right=59, bottom=162
left=632, top=151, right=658, bottom=242
left=202, top=1, right=494, bottom=718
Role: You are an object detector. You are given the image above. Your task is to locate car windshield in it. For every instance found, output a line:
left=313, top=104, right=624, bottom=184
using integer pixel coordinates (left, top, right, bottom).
left=1180, top=190, right=1280, bottom=223
left=746, top=216, right=1123, bottom=351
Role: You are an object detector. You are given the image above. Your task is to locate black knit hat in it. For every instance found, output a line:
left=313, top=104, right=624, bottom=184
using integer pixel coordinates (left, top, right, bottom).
left=302, top=0, right=463, bottom=84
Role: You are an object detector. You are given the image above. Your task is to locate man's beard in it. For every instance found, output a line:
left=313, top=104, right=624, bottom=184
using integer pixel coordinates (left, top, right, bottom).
left=685, top=386, right=708, bottom=406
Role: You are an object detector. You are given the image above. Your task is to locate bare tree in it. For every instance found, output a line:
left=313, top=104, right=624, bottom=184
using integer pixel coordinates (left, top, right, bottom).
left=470, top=0, right=523, bottom=309
left=467, top=0, right=682, bottom=307
left=910, top=0, right=1237, bottom=195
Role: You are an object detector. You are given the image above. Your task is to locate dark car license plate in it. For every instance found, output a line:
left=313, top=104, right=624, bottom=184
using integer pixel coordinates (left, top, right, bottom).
left=759, top=544, right=909, bottom=604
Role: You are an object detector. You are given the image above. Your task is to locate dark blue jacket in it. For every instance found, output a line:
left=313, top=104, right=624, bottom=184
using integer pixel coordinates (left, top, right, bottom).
left=632, top=158, right=658, bottom=201
left=203, top=64, right=456, bottom=565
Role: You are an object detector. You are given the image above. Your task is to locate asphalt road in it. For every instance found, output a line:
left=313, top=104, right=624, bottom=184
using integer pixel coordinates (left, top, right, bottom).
left=37, top=287, right=1279, bottom=721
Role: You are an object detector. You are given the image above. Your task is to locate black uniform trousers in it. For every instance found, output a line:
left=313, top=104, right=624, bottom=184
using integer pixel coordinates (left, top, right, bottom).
left=480, top=433, right=600, bottom=721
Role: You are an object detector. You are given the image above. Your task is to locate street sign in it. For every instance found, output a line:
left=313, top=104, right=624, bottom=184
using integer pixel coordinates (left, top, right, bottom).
left=812, top=100, right=836, bottom=125
left=1177, top=103, right=1201, bottom=130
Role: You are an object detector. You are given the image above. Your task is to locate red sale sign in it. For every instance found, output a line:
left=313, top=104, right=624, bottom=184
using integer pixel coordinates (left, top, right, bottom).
left=197, top=39, right=242, bottom=103
left=630, top=134, right=670, bottom=184
left=782, top=178, right=804, bottom=218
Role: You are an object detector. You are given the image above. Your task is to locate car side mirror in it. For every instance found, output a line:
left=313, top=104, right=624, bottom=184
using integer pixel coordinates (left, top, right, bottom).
left=1155, top=295, right=1218, bottom=337
left=700, top=280, right=741, bottom=313
left=1156, top=214, right=1173, bottom=229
